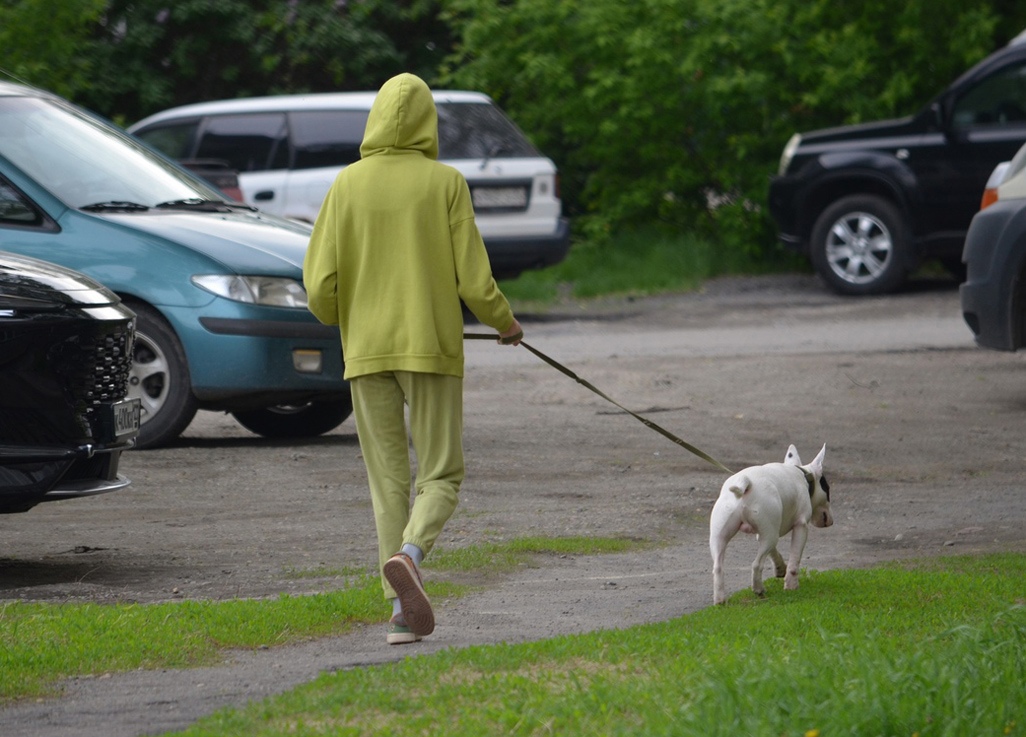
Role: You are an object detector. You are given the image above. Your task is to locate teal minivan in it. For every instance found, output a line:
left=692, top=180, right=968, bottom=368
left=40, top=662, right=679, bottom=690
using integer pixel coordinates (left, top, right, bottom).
left=0, top=81, right=350, bottom=448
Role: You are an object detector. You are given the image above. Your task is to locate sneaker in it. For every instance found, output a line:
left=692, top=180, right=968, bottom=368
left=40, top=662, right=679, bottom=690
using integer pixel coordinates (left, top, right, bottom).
left=383, top=552, right=435, bottom=637
left=386, top=615, right=422, bottom=645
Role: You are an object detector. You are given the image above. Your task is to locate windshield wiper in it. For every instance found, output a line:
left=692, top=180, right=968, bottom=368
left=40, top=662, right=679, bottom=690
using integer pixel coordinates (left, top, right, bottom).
left=479, top=143, right=508, bottom=171
left=83, top=198, right=257, bottom=214
left=222, top=200, right=258, bottom=212
left=154, top=198, right=233, bottom=212
left=80, top=201, right=150, bottom=212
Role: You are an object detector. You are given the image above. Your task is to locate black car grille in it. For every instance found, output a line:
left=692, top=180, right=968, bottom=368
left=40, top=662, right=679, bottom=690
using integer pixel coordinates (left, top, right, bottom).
left=0, top=311, right=135, bottom=446
left=58, top=328, right=135, bottom=438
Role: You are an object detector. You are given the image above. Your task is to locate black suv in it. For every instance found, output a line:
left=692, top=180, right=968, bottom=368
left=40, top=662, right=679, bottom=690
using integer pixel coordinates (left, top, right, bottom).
left=769, top=33, right=1026, bottom=295
left=0, top=252, right=140, bottom=513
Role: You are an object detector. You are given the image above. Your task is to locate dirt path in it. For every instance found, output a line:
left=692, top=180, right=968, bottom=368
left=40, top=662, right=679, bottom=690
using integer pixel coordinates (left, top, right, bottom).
left=5, top=274, right=1026, bottom=736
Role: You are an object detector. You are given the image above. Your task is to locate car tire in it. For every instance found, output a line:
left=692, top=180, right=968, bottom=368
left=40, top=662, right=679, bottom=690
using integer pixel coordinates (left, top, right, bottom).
left=126, top=302, right=199, bottom=449
left=810, top=195, right=910, bottom=295
left=231, top=395, right=353, bottom=439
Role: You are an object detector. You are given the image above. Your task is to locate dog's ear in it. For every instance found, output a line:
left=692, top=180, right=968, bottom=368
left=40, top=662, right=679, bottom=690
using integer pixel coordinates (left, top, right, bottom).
left=807, top=444, right=826, bottom=476
left=784, top=444, right=801, bottom=466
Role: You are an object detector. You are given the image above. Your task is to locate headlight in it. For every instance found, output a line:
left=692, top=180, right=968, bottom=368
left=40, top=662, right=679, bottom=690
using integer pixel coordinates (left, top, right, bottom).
left=191, top=275, right=308, bottom=308
left=778, top=133, right=801, bottom=176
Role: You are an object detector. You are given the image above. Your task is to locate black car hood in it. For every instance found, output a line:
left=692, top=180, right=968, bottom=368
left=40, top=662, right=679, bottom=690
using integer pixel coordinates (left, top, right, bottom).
left=0, top=251, right=119, bottom=308
left=797, top=114, right=922, bottom=145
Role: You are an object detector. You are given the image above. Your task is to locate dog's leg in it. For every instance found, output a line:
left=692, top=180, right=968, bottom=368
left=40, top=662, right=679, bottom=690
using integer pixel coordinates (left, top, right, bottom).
left=751, top=531, right=779, bottom=597
left=711, top=539, right=728, bottom=605
left=784, top=523, right=808, bottom=590
left=710, top=501, right=741, bottom=605
left=769, top=547, right=787, bottom=578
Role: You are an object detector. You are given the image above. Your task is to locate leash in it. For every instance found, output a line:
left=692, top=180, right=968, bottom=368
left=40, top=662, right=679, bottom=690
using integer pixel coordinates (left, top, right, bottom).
left=464, top=332, right=733, bottom=474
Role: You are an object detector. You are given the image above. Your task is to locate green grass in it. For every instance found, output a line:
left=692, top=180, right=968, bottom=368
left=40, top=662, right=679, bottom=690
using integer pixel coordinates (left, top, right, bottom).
left=427, top=535, right=648, bottom=573
left=499, top=226, right=793, bottom=305
left=0, top=536, right=637, bottom=703
left=165, top=554, right=1026, bottom=737
left=0, top=574, right=386, bottom=703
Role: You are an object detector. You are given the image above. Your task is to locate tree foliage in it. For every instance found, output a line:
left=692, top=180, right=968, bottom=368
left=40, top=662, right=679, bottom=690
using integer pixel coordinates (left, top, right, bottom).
left=1, top=0, right=451, bottom=123
left=440, top=0, right=1026, bottom=247
left=0, top=0, right=108, bottom=100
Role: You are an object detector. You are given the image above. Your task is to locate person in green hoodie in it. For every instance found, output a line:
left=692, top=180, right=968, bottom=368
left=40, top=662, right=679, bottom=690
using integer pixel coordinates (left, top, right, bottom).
left=304, top=73, right=523, bottom=645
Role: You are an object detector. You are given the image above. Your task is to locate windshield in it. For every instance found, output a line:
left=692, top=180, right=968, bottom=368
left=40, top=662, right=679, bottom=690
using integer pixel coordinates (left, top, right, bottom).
left=0, top=95, right=222, bottom=208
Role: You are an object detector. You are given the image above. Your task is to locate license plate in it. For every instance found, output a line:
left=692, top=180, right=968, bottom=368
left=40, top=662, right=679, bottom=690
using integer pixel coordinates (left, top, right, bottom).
left=111, top=397, right=141, bottom=438
left=472, top=186, right=528, bottom=209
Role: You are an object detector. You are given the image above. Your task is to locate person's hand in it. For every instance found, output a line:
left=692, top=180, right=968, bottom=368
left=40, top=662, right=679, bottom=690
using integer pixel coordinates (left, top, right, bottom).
left=498, top=319, right=523, bottom=346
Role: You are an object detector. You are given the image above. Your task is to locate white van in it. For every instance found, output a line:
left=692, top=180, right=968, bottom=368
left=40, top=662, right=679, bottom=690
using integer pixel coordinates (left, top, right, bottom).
left=129, top=91, right=570, bottom=279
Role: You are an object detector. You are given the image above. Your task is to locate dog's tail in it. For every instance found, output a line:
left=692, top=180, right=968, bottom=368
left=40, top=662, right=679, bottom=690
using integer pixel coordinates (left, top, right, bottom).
left=728, top=474, right=751, bottom=498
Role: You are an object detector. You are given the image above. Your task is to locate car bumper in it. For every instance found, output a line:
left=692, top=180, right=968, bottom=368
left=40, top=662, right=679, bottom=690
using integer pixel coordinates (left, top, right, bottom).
left=0, top=441, right=133, bottom=513
left=160, top=302, right=348, bottom=403
left=959, top=199, right=1026, bottom=351
left=484, top=218, right=572, bottom=280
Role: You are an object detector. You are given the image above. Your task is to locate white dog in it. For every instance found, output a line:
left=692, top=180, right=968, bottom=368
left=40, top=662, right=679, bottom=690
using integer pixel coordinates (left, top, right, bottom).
left=710, top=444, right=832, bottom=605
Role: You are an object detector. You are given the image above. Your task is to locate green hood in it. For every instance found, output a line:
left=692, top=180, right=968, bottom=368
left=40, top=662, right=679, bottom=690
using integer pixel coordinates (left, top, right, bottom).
left=359, top=73, right=438, bottom=161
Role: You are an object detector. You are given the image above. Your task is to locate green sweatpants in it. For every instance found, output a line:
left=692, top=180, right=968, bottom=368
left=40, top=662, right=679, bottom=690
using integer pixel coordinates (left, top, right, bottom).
left=350, top=371, right=464, bottom=599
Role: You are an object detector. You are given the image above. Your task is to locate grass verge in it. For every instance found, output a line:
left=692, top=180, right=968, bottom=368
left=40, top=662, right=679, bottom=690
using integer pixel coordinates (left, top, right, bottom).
left=165, top=554, right=1026, bottom=737
left=0, top=536, right=641, bottom=703
left=0, top=574, right=385, bottom=703
left=427, top=535, right=648, bottom=573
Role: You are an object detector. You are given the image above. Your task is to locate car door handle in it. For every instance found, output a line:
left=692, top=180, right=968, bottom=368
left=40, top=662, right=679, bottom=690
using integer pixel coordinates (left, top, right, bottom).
left=254, top=190, right=275, bottom=201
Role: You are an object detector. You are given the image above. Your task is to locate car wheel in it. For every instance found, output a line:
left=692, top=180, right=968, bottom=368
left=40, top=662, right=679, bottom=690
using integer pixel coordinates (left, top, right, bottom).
left=810, top=195, right=910, bottom=295
left=126, top=302, right=199, bottom=449
left=231, top=395, right=353, bottom=439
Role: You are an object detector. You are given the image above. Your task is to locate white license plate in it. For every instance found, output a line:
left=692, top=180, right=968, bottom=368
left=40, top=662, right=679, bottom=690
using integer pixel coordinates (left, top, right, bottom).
left=111, top=398, right=141, bottom=437
left=472, top=186, right=528, bottom=209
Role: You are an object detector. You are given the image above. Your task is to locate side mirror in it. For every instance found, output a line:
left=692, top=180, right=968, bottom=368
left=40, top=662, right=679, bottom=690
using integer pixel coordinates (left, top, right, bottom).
left=932, top=100, right=969, bottom=143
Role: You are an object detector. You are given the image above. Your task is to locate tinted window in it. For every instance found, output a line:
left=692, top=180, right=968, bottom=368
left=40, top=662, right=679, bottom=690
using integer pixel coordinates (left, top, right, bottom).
left=952, top=61, right=1026, bottom=127
left=290, top=110, right=367, bottom=170
left=0, top=180, right=42, bottom=226
left=135, top=121, right=198, bottom=158
left=437, top=102, right=539, bottom=159
left=195, top=113, right=288, bottom=172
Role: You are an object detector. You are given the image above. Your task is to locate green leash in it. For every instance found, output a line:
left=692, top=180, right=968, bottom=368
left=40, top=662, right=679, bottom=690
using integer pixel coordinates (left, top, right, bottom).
left=464, top=332, right=733, bottom=474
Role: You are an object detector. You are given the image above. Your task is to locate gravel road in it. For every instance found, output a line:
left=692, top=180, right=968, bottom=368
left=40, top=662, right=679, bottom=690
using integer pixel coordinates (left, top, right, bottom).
left=4, top=273, right=1026, bottom=737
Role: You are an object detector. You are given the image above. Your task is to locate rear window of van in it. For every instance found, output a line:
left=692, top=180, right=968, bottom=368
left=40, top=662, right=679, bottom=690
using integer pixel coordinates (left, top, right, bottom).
left=437, top=102, right=538, bottom=159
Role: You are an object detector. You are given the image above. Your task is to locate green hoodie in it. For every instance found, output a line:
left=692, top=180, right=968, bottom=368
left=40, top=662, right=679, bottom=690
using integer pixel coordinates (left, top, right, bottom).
left=303, top=73, right=515, bottom=380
